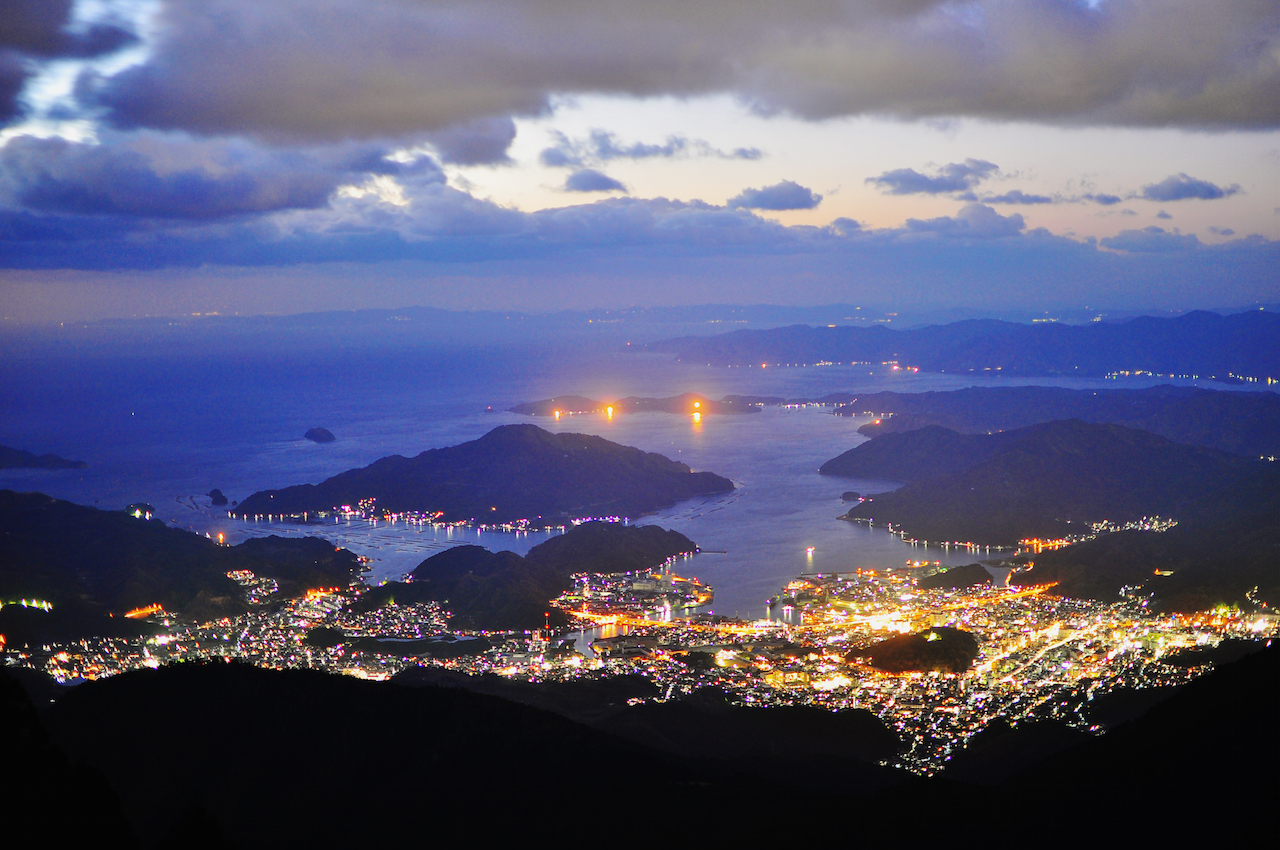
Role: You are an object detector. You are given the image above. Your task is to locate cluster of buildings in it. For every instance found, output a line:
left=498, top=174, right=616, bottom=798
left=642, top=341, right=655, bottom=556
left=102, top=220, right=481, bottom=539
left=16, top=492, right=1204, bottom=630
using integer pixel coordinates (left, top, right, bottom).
left=5, top=560, right=1275, bottom=775
left=552, top=563, right=713, bottom=617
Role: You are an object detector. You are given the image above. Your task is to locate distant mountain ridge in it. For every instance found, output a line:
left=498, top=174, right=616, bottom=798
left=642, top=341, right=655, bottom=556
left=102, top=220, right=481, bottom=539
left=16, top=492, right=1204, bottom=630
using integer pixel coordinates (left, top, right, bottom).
left=648, top=310, right=1280, bottom=379
left=838, top=385, right=1280, bottom=458
left=235, top=424, right=734, bottom=524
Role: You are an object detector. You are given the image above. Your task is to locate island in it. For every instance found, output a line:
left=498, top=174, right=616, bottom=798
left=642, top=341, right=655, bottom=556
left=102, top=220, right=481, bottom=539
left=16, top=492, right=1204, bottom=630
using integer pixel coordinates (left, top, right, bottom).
left=0, top=445, right=87, bottom=470
left=234, top=423, right=734, bottom=524
left=352, top=520, right=698, bottom=631
left=304, top=427, right=336, bottom=443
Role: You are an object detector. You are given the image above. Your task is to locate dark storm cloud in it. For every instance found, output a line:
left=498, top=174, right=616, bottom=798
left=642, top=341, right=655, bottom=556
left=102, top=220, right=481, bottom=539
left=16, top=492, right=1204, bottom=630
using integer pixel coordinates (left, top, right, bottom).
left=0, top=0, right=136, bottom=124
left=563, top=169, right=626, bottom=193
left=1139, top=173, right=1241, bottom=202
left=0, top=133, right=430, bottom=220
left=72, top=0, right=1280, bottom=143
left=728, top=180, right=822, bottom=210
left=982, top=189, right=1054, bottom=205
left=0, top=0, right=136, bottom=58
left=868, top=160, right=998, bottom=195
left=540, top=130, right=761, bottom=169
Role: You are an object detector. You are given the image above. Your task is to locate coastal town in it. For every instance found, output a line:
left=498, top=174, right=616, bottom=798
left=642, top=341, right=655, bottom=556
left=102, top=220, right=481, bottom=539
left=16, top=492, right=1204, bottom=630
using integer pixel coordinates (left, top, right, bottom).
left=7, top=548, right=1273, bottom=775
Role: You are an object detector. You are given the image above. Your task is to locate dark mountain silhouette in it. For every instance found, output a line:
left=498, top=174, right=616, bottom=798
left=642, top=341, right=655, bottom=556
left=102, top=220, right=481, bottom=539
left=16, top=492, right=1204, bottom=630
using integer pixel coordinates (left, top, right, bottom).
left=235, top=424, right=733, bottom=524
left=33, top=661, right=902, bottom=846
left=829, top=420, right=1252, bottom=545
left=0, top=490, right=360, bottom=643
left=1010, top=462, right=1280, bottom=611
left=9, top=642, right=1280, bottom=844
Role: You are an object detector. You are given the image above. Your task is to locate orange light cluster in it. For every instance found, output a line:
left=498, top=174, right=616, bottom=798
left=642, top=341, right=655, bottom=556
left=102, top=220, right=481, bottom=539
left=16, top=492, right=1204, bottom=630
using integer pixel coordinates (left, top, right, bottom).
left=1020, top=538, right=1070, bottom=553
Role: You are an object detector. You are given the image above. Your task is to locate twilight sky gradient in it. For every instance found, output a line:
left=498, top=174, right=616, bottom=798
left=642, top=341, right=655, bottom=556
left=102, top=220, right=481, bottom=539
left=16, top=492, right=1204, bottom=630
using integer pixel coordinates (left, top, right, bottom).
left=1, top=0, right=1278, bottom=321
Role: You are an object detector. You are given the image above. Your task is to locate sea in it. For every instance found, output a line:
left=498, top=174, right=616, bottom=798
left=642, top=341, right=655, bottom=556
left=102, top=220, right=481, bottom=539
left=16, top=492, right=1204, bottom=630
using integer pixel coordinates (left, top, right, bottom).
left=0, top=319, right=1243, bottom=620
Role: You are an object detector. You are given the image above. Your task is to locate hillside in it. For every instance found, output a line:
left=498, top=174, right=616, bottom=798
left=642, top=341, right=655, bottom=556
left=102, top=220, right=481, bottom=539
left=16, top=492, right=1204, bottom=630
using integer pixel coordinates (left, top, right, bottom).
left=1009, top=463, right=1280, bottom=611
left=16, top=643, right=1277, bottom=844
left=355, top=521, right=698, bottom=630
left=839, top=385, right=1280, bottom=457
left=649, top=309, right=1280, bottom=380
left=831, top=420, right=1252, bottom=544
left=860, top=627, right=981, bottom=673
left=34, top=661, right=904, bottom=845
left=235, top=424, right=733, bottom=524
left=0, top=490, right=361, bottom=642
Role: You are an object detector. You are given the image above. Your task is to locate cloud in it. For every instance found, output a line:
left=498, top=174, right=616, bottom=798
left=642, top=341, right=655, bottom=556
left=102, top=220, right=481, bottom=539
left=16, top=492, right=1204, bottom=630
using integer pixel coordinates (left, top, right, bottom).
left=1209, top=226, right=1235, bottom=236
left=868, top=160, right=998, bottom=195
left=1100, top=226, right=1201, bottom=253
left=0, top=0, right=137, bottom=123
left=982, top=189, right=1054, bottom=205
left=1139, top=173, right=1241, bottom=202
left=905, top=203, right=1025, bottom=238
left=0, top=55, right=27, bottom=124
left=425, top=116, right=517, bottom=165
left=1084, top=193, right=1122, bottom=206
left=540, top=130, right=761, bottom=169
left=59, top=0, right=1280, bottom=145
left=728, top=180, right=822, bottom=210
left=1156, top=210, right=1172, bottom=220
left=0, top=132, right=427, bottom=220
left=1, top=0, right=136, bottom=59
left=563, top=169, right=626, bottom=193
left=2, top=165, right=1278, bottom=320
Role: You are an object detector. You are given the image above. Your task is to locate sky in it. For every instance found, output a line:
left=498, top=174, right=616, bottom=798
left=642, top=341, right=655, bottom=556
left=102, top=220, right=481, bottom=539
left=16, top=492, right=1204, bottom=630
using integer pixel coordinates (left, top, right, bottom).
left=0, top=0, right=1278, bottom=322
